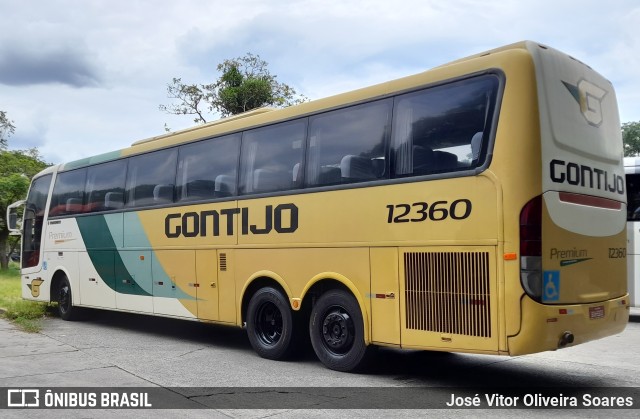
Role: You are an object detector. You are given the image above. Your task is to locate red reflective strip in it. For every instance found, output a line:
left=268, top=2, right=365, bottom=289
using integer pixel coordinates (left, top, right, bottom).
left=558, top=192, right=622, bottom=210
left=375, top=294, right=386, bottom=299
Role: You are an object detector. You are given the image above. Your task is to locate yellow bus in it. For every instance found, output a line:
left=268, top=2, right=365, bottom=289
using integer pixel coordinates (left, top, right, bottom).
left=7, top=41, right=629, bottom=372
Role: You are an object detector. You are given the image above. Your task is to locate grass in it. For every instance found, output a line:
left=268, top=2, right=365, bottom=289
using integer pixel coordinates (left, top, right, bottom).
left=0, top=262, right=51, bottom=332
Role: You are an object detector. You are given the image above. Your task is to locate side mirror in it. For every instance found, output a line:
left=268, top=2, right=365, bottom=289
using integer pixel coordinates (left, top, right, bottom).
left=6, top=200, right=25, bottom=234
left=8, top=212, right=17, bottom=230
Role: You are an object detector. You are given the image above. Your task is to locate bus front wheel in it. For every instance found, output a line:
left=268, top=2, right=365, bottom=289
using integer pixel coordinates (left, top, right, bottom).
left=57, top=275, right=80, bottom=321
left=309, top=289, right=370, bottom=372
left=246, top=287, right=295, bottom=360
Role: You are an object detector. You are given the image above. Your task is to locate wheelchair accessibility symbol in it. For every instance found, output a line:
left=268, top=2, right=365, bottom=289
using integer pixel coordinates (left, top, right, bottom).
left=543, top=271, right=560, bottom=302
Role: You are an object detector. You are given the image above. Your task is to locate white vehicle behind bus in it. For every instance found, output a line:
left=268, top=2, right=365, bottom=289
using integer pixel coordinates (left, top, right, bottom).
left=625, top=157, right=640, bottom=307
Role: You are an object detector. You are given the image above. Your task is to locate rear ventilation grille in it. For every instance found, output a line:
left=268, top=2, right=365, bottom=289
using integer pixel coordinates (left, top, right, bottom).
left=219, top=253, right=227, bottom=272
left=404, top=251, right=491, bottom=337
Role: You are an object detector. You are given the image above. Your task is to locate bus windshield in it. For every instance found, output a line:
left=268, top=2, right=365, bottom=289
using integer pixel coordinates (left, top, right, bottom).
left=21, top=174, right=52, bottom=269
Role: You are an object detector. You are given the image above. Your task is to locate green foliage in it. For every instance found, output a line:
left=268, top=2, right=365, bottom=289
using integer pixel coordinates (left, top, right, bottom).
left=623, top=121, right=640, bottom=157
left=0, top=110, right=16, bottom=150
left=4, top=301, right=49, bottom=333
left=217, top=74, right=273, bottom=116
left=160, top=53, right=307, bottom=123
left=0, top=148, right=50, bottom=225
left=0, top=263, right=48, bottom=332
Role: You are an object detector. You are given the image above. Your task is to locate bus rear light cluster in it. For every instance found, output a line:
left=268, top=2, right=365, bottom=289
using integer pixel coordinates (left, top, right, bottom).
left=520, top=195, right=542, bottom=301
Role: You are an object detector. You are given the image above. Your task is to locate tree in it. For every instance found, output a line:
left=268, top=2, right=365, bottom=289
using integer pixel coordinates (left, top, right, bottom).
left=0, top=110, right=16, bottom=150
left=0, top=148, right=49, bottom=270
left=160, top=53, right=307, bottom=123
left=623, top=121, right=640, bottom=157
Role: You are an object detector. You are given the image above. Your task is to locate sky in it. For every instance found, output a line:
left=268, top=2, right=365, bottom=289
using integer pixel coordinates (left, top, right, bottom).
left=1, top=0, right=639, bottom=165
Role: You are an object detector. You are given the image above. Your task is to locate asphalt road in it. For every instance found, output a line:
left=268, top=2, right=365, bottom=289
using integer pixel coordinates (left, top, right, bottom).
left=1, top=309, right=639, bottom=418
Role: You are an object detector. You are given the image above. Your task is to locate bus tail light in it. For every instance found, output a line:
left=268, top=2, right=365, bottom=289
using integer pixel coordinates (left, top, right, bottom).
left=520, top=195, right=542, bottom=300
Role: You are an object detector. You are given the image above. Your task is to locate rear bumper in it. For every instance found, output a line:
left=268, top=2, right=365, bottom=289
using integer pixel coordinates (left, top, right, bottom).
left=507, top=294, right=629, bottom=355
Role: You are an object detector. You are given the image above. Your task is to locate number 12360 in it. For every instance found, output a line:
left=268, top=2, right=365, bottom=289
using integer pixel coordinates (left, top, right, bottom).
left=386, top=199, right=472, bottom=223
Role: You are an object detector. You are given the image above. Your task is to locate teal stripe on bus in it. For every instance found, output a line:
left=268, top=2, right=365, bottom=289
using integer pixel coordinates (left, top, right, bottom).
left=76, top=215, right=151, bottom=297
left=120, top=212, right=194, bottom=300
left=77, top=213, right=194, bottom=300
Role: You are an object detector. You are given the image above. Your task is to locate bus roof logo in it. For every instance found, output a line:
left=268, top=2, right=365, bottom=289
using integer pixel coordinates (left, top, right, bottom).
left=562, top=79, right=607, bottom=127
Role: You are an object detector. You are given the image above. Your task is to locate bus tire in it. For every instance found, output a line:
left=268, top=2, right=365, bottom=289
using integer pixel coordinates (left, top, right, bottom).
left=309, top=289, right=370, bottom=372
left=57, top=275, right=81, bottom=321
left=246, top=287, right=295, bottom=360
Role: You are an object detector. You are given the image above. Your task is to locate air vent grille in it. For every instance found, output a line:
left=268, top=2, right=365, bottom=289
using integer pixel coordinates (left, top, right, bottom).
left=219, top=253, right=227, bottom=272
left=404, top=251, right=491, bottom=337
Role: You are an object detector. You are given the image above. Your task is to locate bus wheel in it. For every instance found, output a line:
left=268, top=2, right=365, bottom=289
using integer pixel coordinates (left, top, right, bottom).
left=309, top=289, right=369, bottom=372
left=246, top=287, right=294, bottom=360
left=57, top=275, right=80, bottom=321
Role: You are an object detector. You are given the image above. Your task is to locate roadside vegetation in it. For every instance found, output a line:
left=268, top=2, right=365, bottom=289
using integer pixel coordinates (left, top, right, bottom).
left=0, top=262, right=50, bottom=332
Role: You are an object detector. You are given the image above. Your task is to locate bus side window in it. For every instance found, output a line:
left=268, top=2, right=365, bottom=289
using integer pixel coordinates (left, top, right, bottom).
left=306, top=99, right=392, bottom=187
left=85, top=159, right=127, bottom=213
left=126, top=148, right=177, bottom=208
left=239, top=120, right=306, bottom=195
left=49, top=169, right=87, bottom=216
left=177, top=133, right=240, bottom=202
left=392, top=75, right=499, bottom=178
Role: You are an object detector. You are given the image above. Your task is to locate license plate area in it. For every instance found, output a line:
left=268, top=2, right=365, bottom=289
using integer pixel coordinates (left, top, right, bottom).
left=589, top=305, right=605, bottom=320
